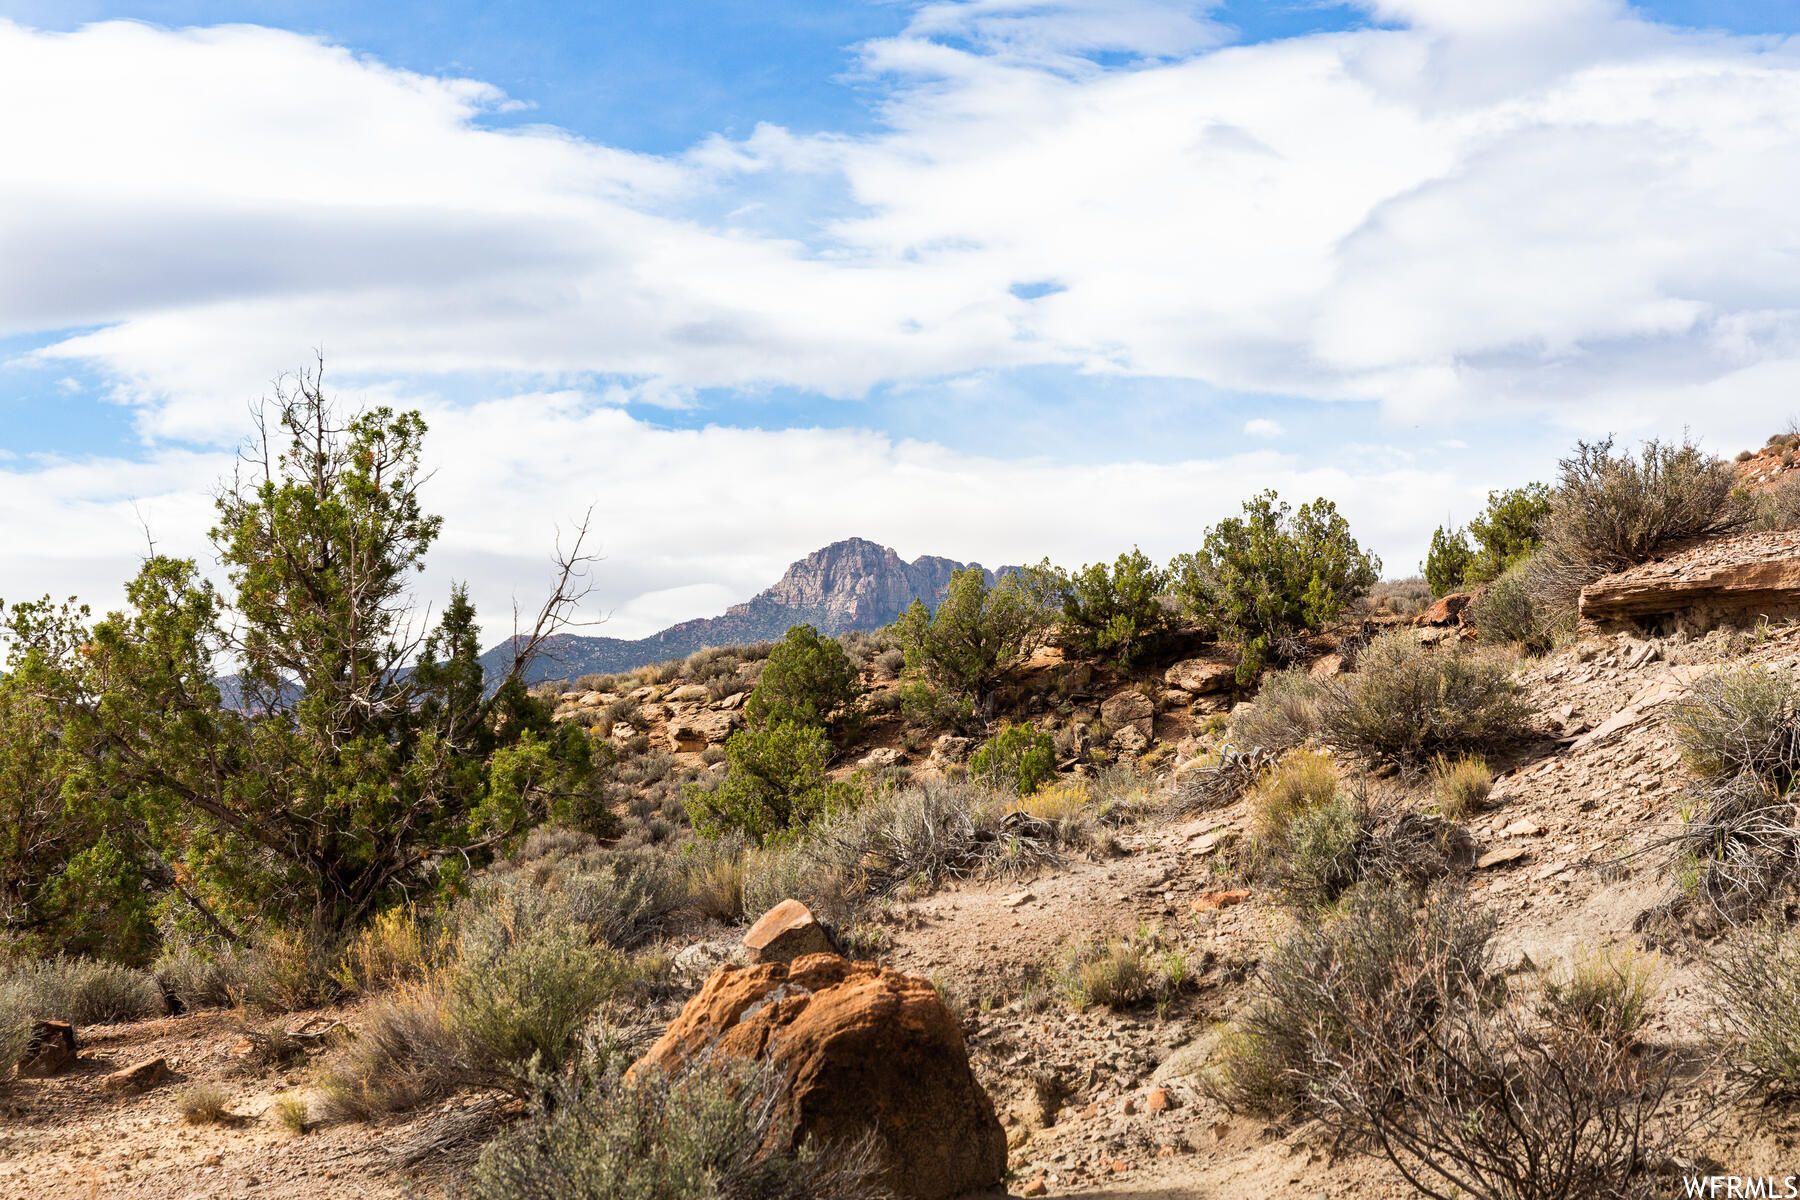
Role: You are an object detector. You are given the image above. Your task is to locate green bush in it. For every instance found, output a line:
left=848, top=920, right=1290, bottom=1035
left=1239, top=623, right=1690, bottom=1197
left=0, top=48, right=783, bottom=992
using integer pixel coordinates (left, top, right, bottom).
left=1463, top=485, right=1551, bottom=586
left=0, top=954, right=165, bottom=1023
left=445, top=882, right=635, bottom=1090
left=1423, top=526, right=1473, bottom=597
left=744, top=625, right=861, bottom=733
left=969, top=722, right=1056, bottom=796
left=1172, top=491, right=1381, bottom=683
left=890, top=568, right=1056, bottom=708
left=1541, top=435, right=1748, bottom=572
left=684, top=723, right=856, bottom=846
left=1052, top=548, right=1173, bottom=665
left=473, top=1052, right=887, bottom=1200
left=1316, top=633, right=1528, bottom=767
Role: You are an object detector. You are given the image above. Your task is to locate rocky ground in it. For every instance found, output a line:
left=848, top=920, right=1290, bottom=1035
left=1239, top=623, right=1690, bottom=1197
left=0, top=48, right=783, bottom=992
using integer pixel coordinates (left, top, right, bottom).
left=13, top=595, right=1800, bottom=1197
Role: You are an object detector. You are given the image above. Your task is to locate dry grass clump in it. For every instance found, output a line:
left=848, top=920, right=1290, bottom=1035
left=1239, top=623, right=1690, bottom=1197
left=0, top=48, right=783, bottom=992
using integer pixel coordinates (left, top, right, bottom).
left=177, top=1082, right=232, bottom=1125
left=1056, top=924, right=1189, bottom=1012
left=1249, top=750, right=1338, bottom=841
left=1539, top=945, right=1660, bottom=1042
left=0, top=1000, right=28, bottom=1089
left=271, top=1094, right=311, bottom=1134
left=1705, top=918, right=1800, bottom=1098
left=153, top=944, right=247, bottom=1012
left=334, top=907, right=440, bottom=996
left=472, top=1052, right=891, bottom=1200
left=1430, top=754, right=1493, bottom=820
left=1316, top=633, right=1528, bottom=768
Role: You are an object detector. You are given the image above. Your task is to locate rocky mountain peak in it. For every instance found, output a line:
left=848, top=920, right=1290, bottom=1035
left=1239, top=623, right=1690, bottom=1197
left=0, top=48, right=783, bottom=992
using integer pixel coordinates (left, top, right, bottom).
left=732, top=537, right=986, bottom=629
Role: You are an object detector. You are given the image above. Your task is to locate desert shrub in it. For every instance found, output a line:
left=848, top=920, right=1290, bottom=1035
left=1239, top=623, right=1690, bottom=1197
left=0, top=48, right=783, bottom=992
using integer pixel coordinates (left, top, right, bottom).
left=1318, top=978, right=1687, bottom=1200
left=1541, top=435, right=1749, bottom=572
left=1430, top=754, right=1493, bottom=820
left=153, top=944, right=248, bottom=1011
left=969, top=721, right=1056, bottom=796
left=1362, top=576, right=1432, bottom=618
left=1316, top=633, right=1528, bottom=767
left=234, top=927, right=344, bottom=1012
left=809, top=780, right=1064, bottom=900
left=574, top=674, right=610, bottom=693
left=1650, top=771, right=1799, bottom=928
left=1231, top=667, right=1322, bottom=754
left=1259, top=781, right=1468, bottom=910
left=1424, top=526, right=1473, bottom=597
left=316, top=983, right=466, bottom=1120
left=334, top=907, right=438, bottom=996
left=1013, top=780, right=1096, bottom=828
left=1056, top=925, right=1187, bottom=1011
left=1051, top=547, right=1174, bottom=665
left=177, top=1082, right=232, bottom=1124
left=1463, top=484, right=1552, bottom=587
left=444, top=884, right=633, bottom=1090
left=872, top=647, right=906, bottom=679
left=741, top=841, right=854, bottom=928
left=1468, top=559, right=1550, bottom=649
left=1670, top=665, right=1800, bottom=785
left=1205, top=887, right=1495, bottom=1119
left=1171, top=490, right=1381, bottom=683
left=320, top=876, right=647, bottom=1118
left=1705, top=918, right=1800, bottom=1097
left=890, top=568, right=1056, bottom=708
left=0, top=995, right=27, bottom=1086
left=1540, top=945, right=1659, bottom=1042
left=744, top=625, right=860, bottom=733
left=1754, top=473, right=1800, bottom=531
left=0, top=954, right=165, bottom=1023
left=472, top=1052, right=889, bottom=1200
left=1249, top=749, right=1338, bottom=841
left=685, top=723, right=857, bottom=846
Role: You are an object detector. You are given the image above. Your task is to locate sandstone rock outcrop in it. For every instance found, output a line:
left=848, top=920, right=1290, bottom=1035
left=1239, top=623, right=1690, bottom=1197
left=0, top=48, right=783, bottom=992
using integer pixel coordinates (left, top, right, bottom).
left=666, top=709, right=741, bottom=749
left=632, top=954, right=1008, bottom=1200
left=1416, top=591, right=1474, bottom=627
left=1163, top=659, right=1234, bottom=694
left=1579, top=531, right=1800, bottom=630
left=742, top=899, right=835, bottom=964
left=103, top=1056, right=170, bottom=1093
left=1100, top=689, right=1154, bottom=739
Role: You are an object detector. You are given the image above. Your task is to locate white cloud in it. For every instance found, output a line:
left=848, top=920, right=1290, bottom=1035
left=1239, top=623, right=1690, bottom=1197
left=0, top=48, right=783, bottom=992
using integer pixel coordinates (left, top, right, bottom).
left=0, top=390, right=1451, bottom=640
left=1244, top=418, right=1284, bottom=438
left=8, top=7, right=1800, bottom=639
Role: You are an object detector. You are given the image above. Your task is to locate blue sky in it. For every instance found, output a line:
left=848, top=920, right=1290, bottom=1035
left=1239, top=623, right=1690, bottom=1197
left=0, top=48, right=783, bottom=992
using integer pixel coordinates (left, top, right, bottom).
left=5, top=0, right=1800, bottom=639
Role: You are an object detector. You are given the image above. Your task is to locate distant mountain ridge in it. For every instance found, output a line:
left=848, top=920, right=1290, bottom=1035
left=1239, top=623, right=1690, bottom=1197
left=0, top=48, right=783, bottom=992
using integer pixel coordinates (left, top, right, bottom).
left=481, top=537, right=994, bottom=684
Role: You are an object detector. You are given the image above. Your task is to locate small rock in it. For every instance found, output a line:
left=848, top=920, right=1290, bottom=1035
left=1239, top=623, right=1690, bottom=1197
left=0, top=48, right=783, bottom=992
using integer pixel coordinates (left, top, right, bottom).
left=1020, top=1177, right=1049, bottom=1197
left=1502, top=819, right=1543, bottom=837
left=1122, top=1097, right=1137, bottom=1115
left=1477, top=845, right=1530, bottom=870
left=104, top=1056, right=171, bottom=1093
left=1190, top=888, right=1251, bottom=913
left=1146, top=1087, right=1173, bottom=1113
left=1002, top=890, right=1036, bottom=909
left=742, top=899, right=836, bottom=964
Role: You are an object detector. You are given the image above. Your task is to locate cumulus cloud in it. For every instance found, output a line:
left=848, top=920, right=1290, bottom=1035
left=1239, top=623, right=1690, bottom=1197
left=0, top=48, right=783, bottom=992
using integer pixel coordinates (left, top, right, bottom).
left=7, top=5, right=1800, bottom=640
left=1244, top=418, right=1284, bottom=438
